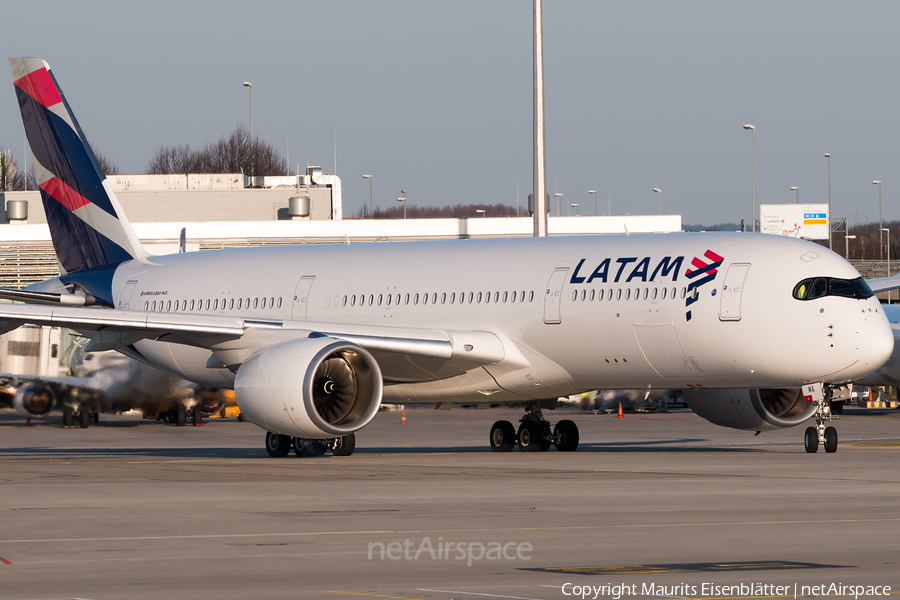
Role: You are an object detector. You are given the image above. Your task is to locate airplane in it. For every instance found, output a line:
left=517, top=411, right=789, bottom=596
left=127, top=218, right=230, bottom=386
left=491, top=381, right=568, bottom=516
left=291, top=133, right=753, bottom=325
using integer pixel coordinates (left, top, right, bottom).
left=0, top=57, right=893, bottom=457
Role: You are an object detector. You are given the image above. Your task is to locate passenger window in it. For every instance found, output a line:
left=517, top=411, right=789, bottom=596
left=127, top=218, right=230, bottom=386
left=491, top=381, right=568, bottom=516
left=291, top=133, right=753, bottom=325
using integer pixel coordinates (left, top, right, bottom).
left=378, top=294, right=383, bottom=306
left=213, top=299, right=218, bottom=310
left=144, top=301, right=149, bottom=310
left=386, top=294, right=391, bottom=306
left=643, top=288, right=649, bottom=300
left=441, top=292, right=446, bottom=304
left=652, top=288, right=658, bottom=300
left=342, top=295, right=347, bottom=307
left=253, top=297, right=259, bottom=309
left=680, top=288, right=686, bottom=299
left=231, top=298, right=236, bottom=310
left=414, top=293, right=419, bottom=305
left=598, top=289, right=604, bottom=301
left=661, top=287, right=667, bottom=300
left=405, top=294, right=410, bottom=305
left=572, top=290, right=578, bottom=301
left=468, top=292, right=474, bottom=303
left=368, top=294, right=374, bottom=306
left=450, top=292, right=455, bottom=304
left=503, top=291, right=509, bottom=303
left=351, top=295, right=356, bottom=307
left=477, top=292, right=483, bottom=303
left=529, top=291, right=534, bottom=302
left=277, top=298, right=282, bottom=308
left=151, top=301, right=156, bottom=311
left=190, top=299, right=195, bottom=311
left=617, top=289, right=622, bottom=301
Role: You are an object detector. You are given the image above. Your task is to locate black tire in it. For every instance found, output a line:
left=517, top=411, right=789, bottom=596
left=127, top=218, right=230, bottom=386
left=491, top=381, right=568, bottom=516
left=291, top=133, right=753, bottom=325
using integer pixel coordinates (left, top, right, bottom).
left=518, top=420, right=545, bottom=453
left=490, top=420, right=516, bottom=453
left=824, top=426, right=838, bottom=453
left=292, top=437, right=328, bottom=457
left=79, top=409, right=90, bottom=429
left=554, top=420, right=579, bottom=452
left=804, top=426, right=818, bottom=453
left=191, top=405, right=203, bottom=426
left=62, top=407, right=74, bottom=428
left=332, top=433, right=356, bottom=456
left=176, top=406, right=186, bottom=427
left=265, top=432, right=291, bottom=457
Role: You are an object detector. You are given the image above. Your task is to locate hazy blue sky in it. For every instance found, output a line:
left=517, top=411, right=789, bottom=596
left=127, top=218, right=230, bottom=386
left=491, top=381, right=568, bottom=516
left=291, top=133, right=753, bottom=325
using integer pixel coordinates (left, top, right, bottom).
left=2, top=1, right=900, bottom=225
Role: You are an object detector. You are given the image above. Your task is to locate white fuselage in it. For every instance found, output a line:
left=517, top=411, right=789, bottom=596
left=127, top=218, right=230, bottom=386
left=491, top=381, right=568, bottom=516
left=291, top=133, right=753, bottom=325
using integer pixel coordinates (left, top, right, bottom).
left=110, top=233, right=893, bottom=403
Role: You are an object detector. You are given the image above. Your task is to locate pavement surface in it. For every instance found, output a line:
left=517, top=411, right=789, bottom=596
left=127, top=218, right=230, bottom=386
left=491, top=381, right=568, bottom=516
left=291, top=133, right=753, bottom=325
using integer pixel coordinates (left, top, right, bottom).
left=1, top=405, right=899, bottom=600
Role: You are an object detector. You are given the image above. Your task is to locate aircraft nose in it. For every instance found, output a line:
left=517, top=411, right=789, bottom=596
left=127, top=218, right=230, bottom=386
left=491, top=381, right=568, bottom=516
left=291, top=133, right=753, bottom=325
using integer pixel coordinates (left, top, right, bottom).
left=864, top=312, right=894, bottom=370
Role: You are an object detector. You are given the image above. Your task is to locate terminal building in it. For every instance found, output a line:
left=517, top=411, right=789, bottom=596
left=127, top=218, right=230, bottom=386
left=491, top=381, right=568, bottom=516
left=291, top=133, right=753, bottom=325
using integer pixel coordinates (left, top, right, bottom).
left=0, top=166, right=682, bottom=289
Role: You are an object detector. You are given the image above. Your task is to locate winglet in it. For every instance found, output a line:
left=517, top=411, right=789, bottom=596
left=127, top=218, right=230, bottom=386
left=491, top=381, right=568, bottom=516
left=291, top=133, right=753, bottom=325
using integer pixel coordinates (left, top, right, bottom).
left=9, top=57, right=146, bottom=274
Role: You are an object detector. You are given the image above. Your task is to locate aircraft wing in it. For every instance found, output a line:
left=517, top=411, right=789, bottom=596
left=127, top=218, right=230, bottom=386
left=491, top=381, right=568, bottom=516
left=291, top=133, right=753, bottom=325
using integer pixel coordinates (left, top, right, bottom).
left=0, top=304, right=505, bottom=382
left=865, top=274, right=900, bottom=294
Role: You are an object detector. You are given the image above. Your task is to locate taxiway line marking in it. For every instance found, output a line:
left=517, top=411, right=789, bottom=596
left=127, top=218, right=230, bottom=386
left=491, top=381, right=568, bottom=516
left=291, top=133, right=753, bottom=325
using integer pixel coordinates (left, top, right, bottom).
left=325, top=592, right=425, bottom=599
left=1, top=517, right=898, bottom=545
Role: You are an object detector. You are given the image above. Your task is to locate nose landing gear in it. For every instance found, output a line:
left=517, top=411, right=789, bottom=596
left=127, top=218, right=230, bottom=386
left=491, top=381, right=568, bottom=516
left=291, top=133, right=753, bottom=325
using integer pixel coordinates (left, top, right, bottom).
left=804, top=386, right=838, bottom=454
left=490, top=402, right=579, bottom=453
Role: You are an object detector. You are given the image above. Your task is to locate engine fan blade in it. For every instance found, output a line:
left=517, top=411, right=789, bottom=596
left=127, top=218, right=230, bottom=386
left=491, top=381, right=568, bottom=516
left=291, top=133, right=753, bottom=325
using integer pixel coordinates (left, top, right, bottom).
left=759, top=388, right=802, bottom=417
left=312, top=354, right=359, bottom=424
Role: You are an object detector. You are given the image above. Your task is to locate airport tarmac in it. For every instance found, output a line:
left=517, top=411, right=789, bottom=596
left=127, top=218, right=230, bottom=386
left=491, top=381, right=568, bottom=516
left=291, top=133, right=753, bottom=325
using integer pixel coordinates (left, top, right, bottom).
left=1, top=406, right=899, bottom=600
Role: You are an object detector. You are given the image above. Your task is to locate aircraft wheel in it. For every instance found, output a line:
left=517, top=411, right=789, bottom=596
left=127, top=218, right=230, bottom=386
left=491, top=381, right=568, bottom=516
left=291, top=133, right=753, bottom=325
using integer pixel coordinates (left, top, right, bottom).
left=332, top=433, right=356, bottom=457
left=804, top=427, right=818, bottom=453
left=265, top=432, right=291, bottom=457
left=63, top=406, right=74, bottom=428
left=191, top=405, right=203, bottom=426
left=824, top=426, right=838, bottom=453
left=292, top=437, right=328, bottom=457
left=176, top=406, right=186, bottom=427
left=554, top=420, right=579, bottom=452
left=79, top=409, right=90, bottom=429
left=490, top=420, right=516, bottom=453
left=518, top=420, right=545, bottom=453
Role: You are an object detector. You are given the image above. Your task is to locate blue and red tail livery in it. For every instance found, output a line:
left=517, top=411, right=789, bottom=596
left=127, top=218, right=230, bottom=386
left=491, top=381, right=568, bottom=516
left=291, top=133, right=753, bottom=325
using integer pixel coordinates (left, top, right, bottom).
left=9, top=58, right=144, bottom=274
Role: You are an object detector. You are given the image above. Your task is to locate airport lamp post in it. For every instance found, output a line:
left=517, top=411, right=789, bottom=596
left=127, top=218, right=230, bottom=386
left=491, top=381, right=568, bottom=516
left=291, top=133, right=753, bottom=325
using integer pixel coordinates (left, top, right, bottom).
left=589, top=190, right=597, bottom=216
left=553, top=192, right=562, bottom=217
left=571, top=203, right=579, bottom=216
left=882, top=227, right=891, bottom=304
left=362, top=174, right=373, bottom=217
left=652, top=188, right=662, bottom=215
left=825, top=153, right=832, bottom=250
left=397, top=195, right=407, bottom=219
left=243, top=81, right=253, bottom=179
left=743, top=125, right=755, bottom=231
left=874, top=180, right=883, bottom=260
left=791, top=186, right=799, bottom=204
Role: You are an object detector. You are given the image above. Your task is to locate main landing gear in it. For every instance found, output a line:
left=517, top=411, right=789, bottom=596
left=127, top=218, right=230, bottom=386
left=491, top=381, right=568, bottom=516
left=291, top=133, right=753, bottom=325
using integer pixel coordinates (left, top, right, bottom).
left=265, top=431, right=356, bottom=458
left=804, top=388, right=838, bottom=454
left=490, top=402, right=579, bottom=453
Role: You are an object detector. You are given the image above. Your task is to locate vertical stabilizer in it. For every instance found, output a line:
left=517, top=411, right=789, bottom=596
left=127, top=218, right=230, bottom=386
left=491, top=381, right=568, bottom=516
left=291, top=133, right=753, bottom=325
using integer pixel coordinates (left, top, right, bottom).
left=9, top=57, right=146, bottom=274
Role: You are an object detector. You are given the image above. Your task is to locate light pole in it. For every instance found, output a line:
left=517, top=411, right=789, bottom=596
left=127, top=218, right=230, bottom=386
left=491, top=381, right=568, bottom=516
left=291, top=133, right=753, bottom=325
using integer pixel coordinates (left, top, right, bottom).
left=882, top=227, right=891, bottom=303
left=243, top=81, right=253, bottom=178
left=743, top=124, right=755, bottom=231
left=553, top=192, right=562, bottom=217
left=589, top=190, right=597, bottom=216
left=874, top=180, right=883, bottom=260
left=571, top=203, right=580, bottom=216
left=790, top=186, right=799, bottom=204
left=476, top=209, right=486, bottom=218
left=824, top=153, right=832, bottom=250
left=652, top=188, right=662, bottom=215
left=362, top=175, right=373, bottom=217
left=397, top=196, right=407, bottom=219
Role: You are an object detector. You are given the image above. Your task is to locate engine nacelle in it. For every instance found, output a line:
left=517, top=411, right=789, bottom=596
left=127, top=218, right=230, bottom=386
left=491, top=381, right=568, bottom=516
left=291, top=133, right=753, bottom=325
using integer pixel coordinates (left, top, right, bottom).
left=684, top=388, right=816, bottom=431
left=14, top=384, right=56, bottom=417
left=235, top=337, right=383, bottom=439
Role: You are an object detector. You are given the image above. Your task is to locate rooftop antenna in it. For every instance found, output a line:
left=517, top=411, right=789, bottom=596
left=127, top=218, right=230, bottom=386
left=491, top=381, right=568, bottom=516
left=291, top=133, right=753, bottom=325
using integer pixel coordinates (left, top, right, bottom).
left=533, top=0, right=547, bottom=237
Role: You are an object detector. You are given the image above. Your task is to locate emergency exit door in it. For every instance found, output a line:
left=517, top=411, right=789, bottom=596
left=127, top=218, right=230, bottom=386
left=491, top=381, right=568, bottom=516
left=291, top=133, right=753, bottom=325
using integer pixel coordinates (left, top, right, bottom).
left=719, top=263, right=749, bottom=321
left=543, top=268, right=568, bottom=324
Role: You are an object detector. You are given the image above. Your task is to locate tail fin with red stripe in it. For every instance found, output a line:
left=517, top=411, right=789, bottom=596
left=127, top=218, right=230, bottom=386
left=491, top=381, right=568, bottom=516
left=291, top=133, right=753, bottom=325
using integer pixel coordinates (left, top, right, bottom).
left=9, top=58, right=145, bottom=274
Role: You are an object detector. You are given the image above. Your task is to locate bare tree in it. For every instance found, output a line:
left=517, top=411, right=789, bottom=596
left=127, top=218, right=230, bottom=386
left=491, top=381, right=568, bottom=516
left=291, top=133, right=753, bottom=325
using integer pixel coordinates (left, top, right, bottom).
left=89, top=141, right=119, bottom=175
left=353, top=203, right=521, bottom=220
left=0, top=149, right=36, bottom=191
left=145, top=125, right=286, bottom=177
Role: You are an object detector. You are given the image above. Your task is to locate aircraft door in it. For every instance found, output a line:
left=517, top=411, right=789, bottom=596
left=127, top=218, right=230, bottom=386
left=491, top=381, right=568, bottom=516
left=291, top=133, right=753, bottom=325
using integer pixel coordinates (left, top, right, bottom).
left=543, top=268, right=568, bottom=324
left=719, top=263, right=750, bottom=321
left=291, top=276, right=315, bottom=321
left=118, top=281, right=137, bottom=310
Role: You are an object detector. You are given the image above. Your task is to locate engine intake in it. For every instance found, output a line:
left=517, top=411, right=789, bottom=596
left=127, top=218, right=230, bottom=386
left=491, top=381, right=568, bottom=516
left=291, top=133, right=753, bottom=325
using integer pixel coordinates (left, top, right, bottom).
left=684, top=388, right=816, bottom=431
left=14, top=384, right=56, bottom=417
left=235, top=337, right=383, bottom=439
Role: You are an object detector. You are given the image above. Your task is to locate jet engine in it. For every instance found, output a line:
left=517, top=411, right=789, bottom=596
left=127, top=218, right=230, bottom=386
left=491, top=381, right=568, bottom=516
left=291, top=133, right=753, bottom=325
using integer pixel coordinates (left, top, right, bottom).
left=234, top=337, right=383, bottom=439
left=14, top=384, right=56, bottom=417
left=683, top=388, right=816, bottom=431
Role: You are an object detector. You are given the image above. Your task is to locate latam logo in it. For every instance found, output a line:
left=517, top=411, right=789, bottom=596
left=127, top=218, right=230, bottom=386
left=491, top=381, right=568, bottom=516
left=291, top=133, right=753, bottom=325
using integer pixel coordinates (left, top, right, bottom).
left=684, top=249, right=724, bottom=321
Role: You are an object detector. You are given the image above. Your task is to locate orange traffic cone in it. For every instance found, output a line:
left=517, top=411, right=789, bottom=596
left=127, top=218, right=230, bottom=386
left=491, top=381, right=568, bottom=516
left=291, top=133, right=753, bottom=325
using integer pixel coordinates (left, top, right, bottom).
left=616, top=401, right=624, bottom=418
left=400, top=410, right=407, bottom=424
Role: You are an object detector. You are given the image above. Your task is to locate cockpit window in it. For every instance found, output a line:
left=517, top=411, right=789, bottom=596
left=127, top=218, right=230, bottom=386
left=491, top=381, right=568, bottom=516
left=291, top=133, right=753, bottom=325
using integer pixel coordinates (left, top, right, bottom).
left=793, top=276, right=874, bottom=301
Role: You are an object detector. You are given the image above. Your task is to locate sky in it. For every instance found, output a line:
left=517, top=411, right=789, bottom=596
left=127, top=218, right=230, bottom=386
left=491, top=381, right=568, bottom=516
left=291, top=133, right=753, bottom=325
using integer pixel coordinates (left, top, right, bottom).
left=2, top=1, right=900, bottom=226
